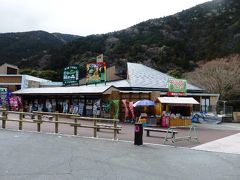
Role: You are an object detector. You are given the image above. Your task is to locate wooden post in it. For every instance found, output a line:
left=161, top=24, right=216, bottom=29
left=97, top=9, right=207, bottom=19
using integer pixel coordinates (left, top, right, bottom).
left=37, top=114, right=42, bottom=132
left=2, top=109, right=6, bottom=129
left=55, top=113, right=58, bottom=134
left=19, top=111, right=23, bottom=130
left=113, top=120, right=117, bottom=140
left=93, top=118, right=97, bottom=138
left=74, top=118, right=77, bottom=135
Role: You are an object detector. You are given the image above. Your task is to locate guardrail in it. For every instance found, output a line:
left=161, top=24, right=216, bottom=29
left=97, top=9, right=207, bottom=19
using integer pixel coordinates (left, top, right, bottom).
left=0, top=109, right=120, bottom=140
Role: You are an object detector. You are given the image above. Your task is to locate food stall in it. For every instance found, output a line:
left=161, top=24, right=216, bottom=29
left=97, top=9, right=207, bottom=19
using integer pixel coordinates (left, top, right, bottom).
left=133, top=99, right=156, bottom=126
left=156, top=97, right=199, bottom=127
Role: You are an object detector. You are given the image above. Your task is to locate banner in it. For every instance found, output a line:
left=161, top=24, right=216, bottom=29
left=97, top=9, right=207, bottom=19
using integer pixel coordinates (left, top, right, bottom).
left=168, top=79, right=187, bottom=93
left=111, top=100, right=119, bottom=119
left=86, top=62, right=106, bottom=84
left=63, top=66, right=79, bottom=86
left=122, top=100, right=129, bottom=118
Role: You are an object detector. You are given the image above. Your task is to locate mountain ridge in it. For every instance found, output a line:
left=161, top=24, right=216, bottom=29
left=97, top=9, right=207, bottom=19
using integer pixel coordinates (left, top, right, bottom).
left=0, top=30, right=80, bottom=66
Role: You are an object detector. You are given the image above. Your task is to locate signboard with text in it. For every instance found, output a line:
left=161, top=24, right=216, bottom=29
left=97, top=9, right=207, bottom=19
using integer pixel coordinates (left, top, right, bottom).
left=63, top=66, right=79, bottom=86
left=168, top=79, right=187, bottom=94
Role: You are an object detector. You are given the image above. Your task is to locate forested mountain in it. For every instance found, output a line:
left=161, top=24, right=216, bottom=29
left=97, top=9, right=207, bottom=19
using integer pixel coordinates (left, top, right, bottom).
left=0, top=31, right=80, bottom=67
left=45, top=0, right=240, bottom=78
left=0, top=0, right=239, bottom=80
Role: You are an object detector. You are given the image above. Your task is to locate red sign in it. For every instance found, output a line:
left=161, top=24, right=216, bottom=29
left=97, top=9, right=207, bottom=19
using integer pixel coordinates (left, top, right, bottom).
left=167, top=92, right=185, bottom=96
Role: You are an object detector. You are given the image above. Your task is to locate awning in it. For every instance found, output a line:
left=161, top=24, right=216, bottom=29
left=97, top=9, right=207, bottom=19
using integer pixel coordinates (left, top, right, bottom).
left=157, top=97, right=199, bottom=105
left=13, top=85, right=117, bottom=95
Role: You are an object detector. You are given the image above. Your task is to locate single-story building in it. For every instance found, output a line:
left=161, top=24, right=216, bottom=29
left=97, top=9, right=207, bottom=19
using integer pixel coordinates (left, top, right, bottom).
left=12, top=62, right=219, bottom=121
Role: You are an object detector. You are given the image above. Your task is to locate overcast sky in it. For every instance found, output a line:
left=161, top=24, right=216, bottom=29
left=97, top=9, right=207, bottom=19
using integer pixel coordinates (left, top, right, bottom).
left=0, top=0, right=210, bottom=36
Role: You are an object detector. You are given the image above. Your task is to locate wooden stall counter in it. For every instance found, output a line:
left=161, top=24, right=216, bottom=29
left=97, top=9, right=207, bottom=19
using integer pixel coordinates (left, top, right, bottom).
left=170, top=118, right=192, bottom=127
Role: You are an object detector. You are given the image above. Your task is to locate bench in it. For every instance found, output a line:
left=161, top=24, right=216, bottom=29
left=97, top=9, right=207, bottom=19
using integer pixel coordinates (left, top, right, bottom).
left=144, top=127, right=178, bottom=144
left=96, top=123, right=122, bottom=133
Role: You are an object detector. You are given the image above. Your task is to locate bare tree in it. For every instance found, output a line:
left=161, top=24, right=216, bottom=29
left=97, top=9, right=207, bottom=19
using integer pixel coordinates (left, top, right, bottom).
left=184, top=54, right=240, bottom=99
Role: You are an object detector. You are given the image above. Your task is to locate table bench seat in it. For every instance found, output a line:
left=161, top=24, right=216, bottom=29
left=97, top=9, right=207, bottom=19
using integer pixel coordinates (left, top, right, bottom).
left=144, top=125, right=199, bottom=144
left=144, top=127, right=178, bottom=136
left=42, top=115, right=53, bottom=121
left=97, top=123, right=122, bottom=133
left=144, top=127, right=178, bottom=144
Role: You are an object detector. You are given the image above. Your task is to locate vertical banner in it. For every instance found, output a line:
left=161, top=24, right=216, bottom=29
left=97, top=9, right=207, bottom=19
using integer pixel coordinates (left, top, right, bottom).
left=111, top=100, right=119, bottom=119
left=129, top=101, right=135, bottom=119
left=86, top=62, right=106, bottom=84
left=122, top=100, right=129, bottom=118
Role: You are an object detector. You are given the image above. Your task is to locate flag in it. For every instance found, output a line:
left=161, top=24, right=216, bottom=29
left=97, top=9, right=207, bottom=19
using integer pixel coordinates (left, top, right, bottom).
left=96, top=54, right=103, bottom=62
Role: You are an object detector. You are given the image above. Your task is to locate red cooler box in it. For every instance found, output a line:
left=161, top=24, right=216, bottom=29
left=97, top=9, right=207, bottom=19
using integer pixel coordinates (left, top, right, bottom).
left=161, top=116, right=170, bottom=127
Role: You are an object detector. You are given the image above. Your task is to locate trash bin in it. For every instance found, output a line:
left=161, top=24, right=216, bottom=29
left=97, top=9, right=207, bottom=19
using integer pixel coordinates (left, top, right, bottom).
left=134, top=123, right=143, bottom=145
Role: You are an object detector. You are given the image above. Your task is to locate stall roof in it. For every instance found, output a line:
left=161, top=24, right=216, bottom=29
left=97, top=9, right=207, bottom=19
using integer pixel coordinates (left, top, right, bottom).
left=13, top=85, right=117, bottom=95
left=157, top=97, right=199, bottom=104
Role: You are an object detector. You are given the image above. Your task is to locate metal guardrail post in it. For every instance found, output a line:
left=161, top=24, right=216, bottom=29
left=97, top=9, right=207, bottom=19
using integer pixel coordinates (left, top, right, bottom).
left=93, top=118, right=97, bottom=138
left=2, top=109, right=6, bottom=129
left=37, top=113, right=42, bottom=132
left=74, top=118, right=77, bottom=135
left=55, top=113, right=58, bottom=134
left=113, top=121, right=117, bottom=140
left=19, top=111, right=23, bottom=130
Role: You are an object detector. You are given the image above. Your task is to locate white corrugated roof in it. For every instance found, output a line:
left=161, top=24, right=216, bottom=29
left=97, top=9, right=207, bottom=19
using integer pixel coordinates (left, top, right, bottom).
left=105, top=79, right=130, bottom=87
left=13, top=85, right=114, bottom=95
left=157, top=97, right=199, bottom=104
left=127, top=62, right=202, bottom=91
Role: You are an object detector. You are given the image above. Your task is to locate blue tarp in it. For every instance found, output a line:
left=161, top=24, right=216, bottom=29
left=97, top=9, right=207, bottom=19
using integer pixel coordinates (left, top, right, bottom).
left=192, top=112, right=222, bottom=124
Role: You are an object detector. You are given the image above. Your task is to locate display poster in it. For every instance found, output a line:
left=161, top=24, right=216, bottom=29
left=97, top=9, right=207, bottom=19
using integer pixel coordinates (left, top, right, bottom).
left=93, top=99, right=101, bottom=116
left=168, top=79, right=187, bottom=93
left=63, top=66, right=79, bottom=86
left=72, top=105, right=79, bottom=114
left=78, top=102, right=84, bottom=115
left=9, top=97, right=18, bottom=111
left=63, top=103, right=68, bottom=113
left=102, top=101, right=110, bottom=113
left=86, top=62, right=106, bottom=84
left=0, top=88, right=8, bottom=108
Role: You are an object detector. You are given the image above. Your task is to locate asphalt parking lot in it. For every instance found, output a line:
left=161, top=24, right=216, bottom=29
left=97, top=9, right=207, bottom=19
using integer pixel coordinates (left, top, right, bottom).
left=0, top=130, right=240, bottom=180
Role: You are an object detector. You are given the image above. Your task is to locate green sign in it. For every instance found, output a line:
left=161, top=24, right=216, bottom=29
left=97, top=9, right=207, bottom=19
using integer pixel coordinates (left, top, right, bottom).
left=63, top=66, right=79, bottom=86
left=168, top=79, right=187, bottom=93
